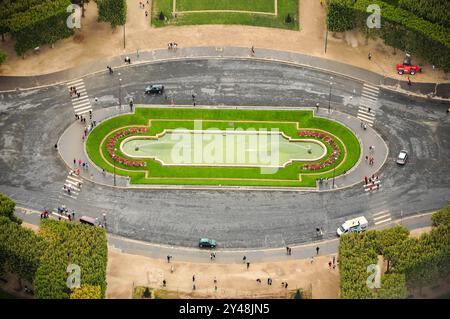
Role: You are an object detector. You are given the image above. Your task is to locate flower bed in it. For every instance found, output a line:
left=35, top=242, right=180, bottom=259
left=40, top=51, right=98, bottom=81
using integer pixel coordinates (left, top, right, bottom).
left=107, top=127, right=147, bottom=167
left=298, top=130, right=341, bottom=170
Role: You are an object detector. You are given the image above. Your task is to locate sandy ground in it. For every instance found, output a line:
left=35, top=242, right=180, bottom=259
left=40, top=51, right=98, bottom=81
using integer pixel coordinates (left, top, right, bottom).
left=106, top=247, right=340, bottom=299
left=0, top=0, right=448, bottom=82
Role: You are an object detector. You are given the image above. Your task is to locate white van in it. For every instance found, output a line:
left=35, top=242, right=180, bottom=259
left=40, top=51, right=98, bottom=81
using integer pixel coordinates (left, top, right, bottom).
left=337, top=216, right=368, bottom=236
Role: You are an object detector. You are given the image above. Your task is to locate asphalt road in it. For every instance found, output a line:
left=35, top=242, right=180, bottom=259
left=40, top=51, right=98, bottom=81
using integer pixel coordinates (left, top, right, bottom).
left=0, top=59, right=449, bottom=248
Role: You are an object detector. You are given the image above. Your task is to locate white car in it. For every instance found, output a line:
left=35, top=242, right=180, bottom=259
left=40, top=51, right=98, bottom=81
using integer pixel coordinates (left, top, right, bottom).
left=337, top=216, right=368, bottom=236
left=396, top=150, right=408, bottom=165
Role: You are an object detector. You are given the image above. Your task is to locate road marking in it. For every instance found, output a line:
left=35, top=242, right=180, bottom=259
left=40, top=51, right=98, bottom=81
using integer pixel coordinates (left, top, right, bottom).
left=372, top=210, right=392, bottom=225
left=357, top=83, right=379, bottom=126
left=67, top=79, right=92, bottom=115
left=374, top=217, right=392, bottom=225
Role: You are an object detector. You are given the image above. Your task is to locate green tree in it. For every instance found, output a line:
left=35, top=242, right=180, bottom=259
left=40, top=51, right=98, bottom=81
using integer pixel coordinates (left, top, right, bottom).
left=431, top=206, right=450, bottom=227
left=0, top=193, right=21, bottom=223
left=0, top=51, right=6, bottom=65
left=70, top=284, right=102, bottom=299
left=97, top=0, right=127, bottom=28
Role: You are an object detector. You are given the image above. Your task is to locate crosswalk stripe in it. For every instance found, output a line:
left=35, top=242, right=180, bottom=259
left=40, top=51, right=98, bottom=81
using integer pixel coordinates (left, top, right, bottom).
left=373, top=210, right=389, bottom=217
left=374, top=214, right=390, bottom=221
left=64, top=181, right=81, bottom=190
left=77, top=109, right=92, bottom=115
left=62, top=187, right=79, bottom=195
left=363, top=84, right=379, bottom=92
left=67, top=79, right=84, bottom=86
left=72, top=96, right=89, bottom=104
left=67, top=175, right=83, bottom=183
left=357, top=113, right=375, bottom=123
left=74, top=105, right=92, bottom=113
left=363, top=180, right=381, bottom=188
left=374, top=218, right=392, bottom=225
left=358, top=109, right=375, bottom=117
left=72, top=101, right=90, bottom=109
left=361, top=93, right=378, bottom=101
left=62, top=193, right=78, bottom=199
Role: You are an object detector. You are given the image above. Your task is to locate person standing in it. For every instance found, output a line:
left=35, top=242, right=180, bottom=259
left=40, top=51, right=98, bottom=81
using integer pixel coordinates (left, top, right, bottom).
left=368, top=52, right=372, bottom=60
left=246, top=262, right=250, bottom=269
left=316, top=246, right=320, bottom=255
left=407, top=76, right=412, bottom=86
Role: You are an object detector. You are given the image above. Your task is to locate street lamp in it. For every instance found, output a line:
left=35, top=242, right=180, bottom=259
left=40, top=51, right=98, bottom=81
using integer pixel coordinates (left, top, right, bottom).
left=328, top=76, right=333, bottom=113
left=332, top=166, right=336, bottom=188
left=113, top=147, right=117, bottom=186
left=118, top=75, right=122, bottom=111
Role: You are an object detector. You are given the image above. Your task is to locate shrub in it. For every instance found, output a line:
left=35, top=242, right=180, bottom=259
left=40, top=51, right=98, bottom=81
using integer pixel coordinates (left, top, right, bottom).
left=431, top=206, right=450, bottom=227
left=97, top=0, right=127, bottom=28
left=0, top=193, right=20, bottom=223
left=70, top=284, right=102, bottom=299
left=0, top=51, right=6, bottom=65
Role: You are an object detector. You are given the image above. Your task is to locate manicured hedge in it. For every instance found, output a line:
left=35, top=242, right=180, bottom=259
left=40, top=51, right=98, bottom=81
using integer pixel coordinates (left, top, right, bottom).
left=35, top=219, right=108, bottom=299
left=326, top=0, right=450, bottom=72
left=339, top=207, right=450, bottom=298
left=0, top=216, right=46, bottom=283
left=0, top=192, right=21, bottom=223
left=7, top=0, right=74, bottom=56
left=97, top=0, right=127, bottom=28
left=398, top=0, right=450, bottom=28
left=70, top=284, right=102, bottom=299
left=431, top=205, right=450, bottom=227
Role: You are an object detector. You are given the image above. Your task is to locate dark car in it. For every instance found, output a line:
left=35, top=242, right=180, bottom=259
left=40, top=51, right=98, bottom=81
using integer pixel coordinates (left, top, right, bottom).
left=145, top=84, right=164, bottom=94
left=199, top=238, right=216, bottom=248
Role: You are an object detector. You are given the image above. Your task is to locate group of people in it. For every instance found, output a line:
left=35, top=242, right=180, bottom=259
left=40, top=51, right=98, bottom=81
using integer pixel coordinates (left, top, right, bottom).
left=167, top=42, right=178, bottom=50
left=286, top=246, right=292, bottom=255
left=40, top=210, right=50, bottom=219
left=210, top=252, right=216, bottom=260
left=74, top=158, right=89, bottom=171
left=69, top=86, right=80, bottom=98
left=365, top=155, right=375, bottom=165
left=75, top=113, right=87, bottom=123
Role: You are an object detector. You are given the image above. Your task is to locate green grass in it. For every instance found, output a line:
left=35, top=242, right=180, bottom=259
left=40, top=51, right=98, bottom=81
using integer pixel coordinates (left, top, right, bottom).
left=86, top=107, right=360, bottom=187
left=152, top=0, right=299, bottom=30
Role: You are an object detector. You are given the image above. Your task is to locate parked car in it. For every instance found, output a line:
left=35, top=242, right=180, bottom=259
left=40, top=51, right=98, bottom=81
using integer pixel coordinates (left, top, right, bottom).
left=337, top=216, right=368, bottom=236
left=145, top=84, right=164, bottom=94
left=396, top=150, right=408, bottom=165
left=199, top=238, right=216, bottom=248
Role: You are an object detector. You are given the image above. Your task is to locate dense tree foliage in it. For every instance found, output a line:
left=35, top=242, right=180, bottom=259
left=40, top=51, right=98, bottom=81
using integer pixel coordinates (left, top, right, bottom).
left=398, top=0, right=450, bottom=28
left=0, top=192, right=20, bottom=223
left=0, top=50, right=7, bottom=64
left=97, top=0, right=127, bottom=28
left=326, top=0, right=450, bottom=72
left=0, top=216, right=46, bottom=283
left=339, top=206, right=450, bottom=298
left=431, top=206, right=450, bottom=227
left=70, top=284, right=102, bottom=299
left=5, top=0, right=74, bottom=56
left=35, top=219, right=107, bottom=299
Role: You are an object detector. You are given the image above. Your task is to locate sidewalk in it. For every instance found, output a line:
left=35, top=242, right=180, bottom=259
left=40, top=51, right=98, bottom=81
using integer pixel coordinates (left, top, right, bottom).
left=57, top=105, right=388, bottom=192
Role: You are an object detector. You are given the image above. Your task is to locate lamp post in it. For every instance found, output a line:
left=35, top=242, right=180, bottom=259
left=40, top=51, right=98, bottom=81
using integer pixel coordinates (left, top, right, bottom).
left=328, top=76, right=333, bottom=113
left=332, top=166, right=336, bottom=189
left=118, top=74, right=122, bottom=111
left=113, top=147, right=117, bottom=186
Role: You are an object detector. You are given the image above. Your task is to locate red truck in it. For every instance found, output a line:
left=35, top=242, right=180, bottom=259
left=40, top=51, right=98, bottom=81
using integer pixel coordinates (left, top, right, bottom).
left=396, top=54, right=422, bottom=75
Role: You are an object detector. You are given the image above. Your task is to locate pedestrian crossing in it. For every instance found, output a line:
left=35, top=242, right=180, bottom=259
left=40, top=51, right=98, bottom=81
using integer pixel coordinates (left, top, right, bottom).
left=66, top=78, right=92, bottom=116
left=363, top=178, right=381, bottom=193
left=357, top=83, right=379, bottom=127
left=61, top=172, right=83, bottom=199
left=372, top=210, right=392, bottom=226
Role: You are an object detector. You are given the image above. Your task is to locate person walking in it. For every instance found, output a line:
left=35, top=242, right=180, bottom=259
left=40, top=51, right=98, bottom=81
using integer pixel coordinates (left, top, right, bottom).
left=246, top=262, right=250, bottom=270
left=407, top=76, right=412, bottom=86
left=328, top=261, right=332, bottom=269
left=368, top=52, right=372, bottom=60
left=192, top=275, right=195, bottom=282
left=243, top=256, right=247, bottom=263
left=162, top=279, right=166, bottom=287
left=250, top=46, right=255, bottom=56
left=284, top=282, right=288, bottom=289
left=167, top=255, right=171, bottom=263
left=316, top=246, right=320, bottom=255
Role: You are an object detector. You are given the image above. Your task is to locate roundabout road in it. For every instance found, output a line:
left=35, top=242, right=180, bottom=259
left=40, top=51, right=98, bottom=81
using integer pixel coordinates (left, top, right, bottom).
left=0, top=58, right=449, bottom=249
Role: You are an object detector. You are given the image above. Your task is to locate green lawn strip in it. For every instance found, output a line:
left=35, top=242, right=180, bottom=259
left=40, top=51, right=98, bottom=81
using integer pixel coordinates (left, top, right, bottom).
left=176, top=0, right=275, bottom=12
left=86, top=107, right=360, bottom=187
left=151, top=0, right=299, bottom=30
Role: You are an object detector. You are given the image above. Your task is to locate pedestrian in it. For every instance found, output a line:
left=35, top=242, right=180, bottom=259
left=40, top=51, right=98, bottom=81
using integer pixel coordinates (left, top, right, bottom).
left=364, top=176, right=368, bottom=185
left=286, top=246, right=290, bottom=255
left=193, top=101, right=196, bottom=107
left=68, top=214, right=72, bottom=222
left=256, top=278, right=261, bottom=284
left=251, top=46, right=255, bottom=56
left=210, top=253, right=213, bottom=261
left=316, top=102, right=319, bottom=111
left=102, top=168, right=106, bottom=176
left=368, top=107, right=371, bottom=113
left=192, top=94, right=196, bottom=101
left=407, top=76, right=411, bottom=86
left=129, top=100, right=133, bottom=112
left=316, top=246, right=320, bottom=255
left=192, top=275, right=195, bottom=282
left=162, top=279, right=166, bottom=287
left=192, top=284, right=196, bottom=291
left=213, top=277, right=217, bottom=285
left=77, top=92, right=81, bottom=98
left=246, top=262, right=250, bottom=269
left=284, top=282, right=288, bottom=289
left=145, top=11, right=148, bottom=17
left=360, top=121, right=364, bottom=128
left=167, top=255, right=171, bottom=263
left=363, top=123, right=367, bottom=130
left=289, top=247, right=292, bottom=255
left=72, top=211, right=75, bottom=220
left=328, top=261, right=332, bottom=269
left=73, top=158, right=76, bottom=167
left=243, top=256, right=247, bottom=263
left=368, top=52, right=372, bottom=60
